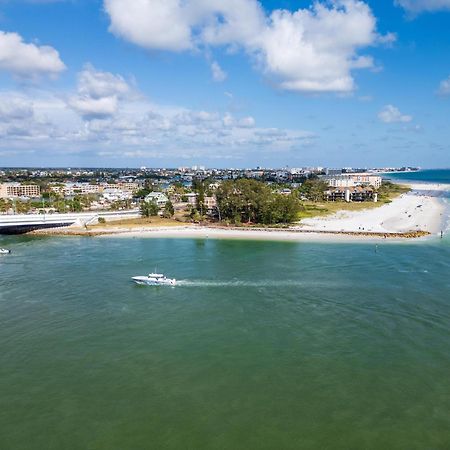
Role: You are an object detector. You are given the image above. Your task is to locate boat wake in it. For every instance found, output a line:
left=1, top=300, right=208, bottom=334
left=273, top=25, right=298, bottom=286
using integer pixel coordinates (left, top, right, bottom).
left=176, top=280, right=310, bottom=288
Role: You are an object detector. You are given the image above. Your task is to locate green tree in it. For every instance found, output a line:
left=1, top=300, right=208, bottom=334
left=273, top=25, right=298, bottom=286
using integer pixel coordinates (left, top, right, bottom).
left=265, top=194, right=301, bottom=224
left=140, top=201, right=159, bottom=217
left=215, top=179, right=300, bottom=225
left=135, top=188, right=151, bottom=198
left=163, top=200, right=175, bottom=218
left=196, top=189, right=205, bottom=216
left=299, top=179, right=329, bottom=202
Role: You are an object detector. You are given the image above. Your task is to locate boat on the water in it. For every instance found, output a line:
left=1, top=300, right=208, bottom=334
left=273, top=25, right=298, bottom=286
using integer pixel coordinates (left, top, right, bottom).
left=132, top=273, right=176, bottom=286
left=0, top=248, right=11, bottom=255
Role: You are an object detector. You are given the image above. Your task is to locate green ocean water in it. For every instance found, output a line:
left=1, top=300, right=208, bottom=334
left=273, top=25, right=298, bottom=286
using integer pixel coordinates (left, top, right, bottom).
left=1, top=235, right=450, bottom=449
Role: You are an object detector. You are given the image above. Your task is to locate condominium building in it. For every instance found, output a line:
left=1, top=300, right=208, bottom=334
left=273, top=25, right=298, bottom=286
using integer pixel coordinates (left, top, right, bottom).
left=324, top=186, right=378, bottom=203
left=103, top=182, right=139, bottom=193
left=0, top=183, right=41, bottom=198
left=322, top=174, right=382, bottom=189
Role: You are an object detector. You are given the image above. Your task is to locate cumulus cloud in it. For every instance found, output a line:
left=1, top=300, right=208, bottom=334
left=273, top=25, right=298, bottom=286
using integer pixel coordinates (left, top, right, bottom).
left=395, top=0, right=450, bottom=14
left=0, top=30, right=65, bottom=78
left=378, top=105, right=412, bottom=123
left=105, top=0, right=193, bottom=51
left=68, top=64, right=131, bottom=119
left=437, top=75, right=450, bottom=95
left=211, top=61, right=227, bottom=82
left=104, top=0, right=392, bottom=93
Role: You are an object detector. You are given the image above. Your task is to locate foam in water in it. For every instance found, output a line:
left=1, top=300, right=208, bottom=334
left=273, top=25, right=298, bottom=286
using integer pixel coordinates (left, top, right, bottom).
left=177, top=280, right=330, bottom=288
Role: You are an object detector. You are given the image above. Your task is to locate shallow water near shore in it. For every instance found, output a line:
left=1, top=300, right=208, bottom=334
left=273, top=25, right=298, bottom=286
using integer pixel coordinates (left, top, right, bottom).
left=1, top=234, right=450, bottom=449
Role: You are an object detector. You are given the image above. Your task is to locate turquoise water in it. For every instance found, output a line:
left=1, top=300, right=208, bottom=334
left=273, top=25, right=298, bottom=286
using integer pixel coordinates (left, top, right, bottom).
left=1, top=234, right=450, bottom=449
left=386, top=168, right=450, bottom=186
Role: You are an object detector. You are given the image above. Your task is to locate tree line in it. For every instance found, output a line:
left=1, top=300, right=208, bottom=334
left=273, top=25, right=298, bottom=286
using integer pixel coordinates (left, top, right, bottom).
left=215, top=179, right=300, bottom=225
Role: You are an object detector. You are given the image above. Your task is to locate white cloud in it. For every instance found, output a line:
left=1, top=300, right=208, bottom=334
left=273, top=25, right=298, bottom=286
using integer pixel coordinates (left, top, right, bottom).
left=238, top=116, right=256, bottom=128
left=0, top=30, right=65, bottom=78
left=104, top=0, right=392, bottom=93
left=378, top=105, right=413, bottom=123
left=223, top=113, right=255, bottom=128
left=0, top=85, right=313, bottom=159
left=437, top=75, right=450, bottom=95
left=395, top=0, right=450, bottom=14
left=69, top=96, right=120, bottom=119
left=68, top=64, right=132, bottom=119
left=105, top=0, right=193, bottom=52
left=0, top=92, right=63, bottom=140
left=211, top=61, right=227, bottom=82
left=0, top=96, right=34, bottom=120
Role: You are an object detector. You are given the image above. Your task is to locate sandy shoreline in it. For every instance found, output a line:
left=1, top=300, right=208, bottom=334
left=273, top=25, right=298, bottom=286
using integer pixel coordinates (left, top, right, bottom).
left=298, top=182, right=447, bottom=235
left=29, top=182, right=449, bottom=243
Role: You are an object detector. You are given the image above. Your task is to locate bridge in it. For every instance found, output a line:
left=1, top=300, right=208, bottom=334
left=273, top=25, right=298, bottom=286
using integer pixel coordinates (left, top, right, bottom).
left=0, top=210, right=140, bottom=234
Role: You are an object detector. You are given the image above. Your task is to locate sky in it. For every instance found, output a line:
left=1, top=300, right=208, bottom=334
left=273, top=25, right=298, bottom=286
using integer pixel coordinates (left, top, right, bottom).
left=0, top=0, right=449, bottom=168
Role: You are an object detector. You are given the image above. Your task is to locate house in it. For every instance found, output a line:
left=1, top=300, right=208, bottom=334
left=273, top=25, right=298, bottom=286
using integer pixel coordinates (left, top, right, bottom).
left=204, top=196, right=217, bottom=211
left=145, top=192, right=169, bottom=207
left=185, top=192, right=198, bottom=205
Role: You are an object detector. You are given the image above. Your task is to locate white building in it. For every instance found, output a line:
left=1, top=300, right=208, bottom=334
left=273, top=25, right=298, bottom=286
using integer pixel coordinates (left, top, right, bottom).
left=323, top=174, right=382, bottom=189
left=102, top=189, right=132, bottom=202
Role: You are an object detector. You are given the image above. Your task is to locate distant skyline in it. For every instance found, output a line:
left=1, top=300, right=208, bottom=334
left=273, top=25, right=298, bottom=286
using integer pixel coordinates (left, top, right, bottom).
left=0, top=0, right=450, bottom=168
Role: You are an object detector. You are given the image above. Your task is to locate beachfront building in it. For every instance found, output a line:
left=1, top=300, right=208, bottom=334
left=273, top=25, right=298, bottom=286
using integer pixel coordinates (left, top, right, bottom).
left=145, top=192, right=169, bottom=207
left=0, top=183, right=41, bottom=199
left=322, top=174, right=382, bottom=189
left=324, top=186, right=377, bottom=203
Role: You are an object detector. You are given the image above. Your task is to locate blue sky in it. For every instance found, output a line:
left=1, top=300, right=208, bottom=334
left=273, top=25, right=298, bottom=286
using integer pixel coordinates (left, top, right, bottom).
left=0, top=0, right=449, bottom=168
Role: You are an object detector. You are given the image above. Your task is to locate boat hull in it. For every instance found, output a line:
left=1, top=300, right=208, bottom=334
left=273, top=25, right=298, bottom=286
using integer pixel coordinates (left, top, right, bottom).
left=132, top=276, right=176, bottom=286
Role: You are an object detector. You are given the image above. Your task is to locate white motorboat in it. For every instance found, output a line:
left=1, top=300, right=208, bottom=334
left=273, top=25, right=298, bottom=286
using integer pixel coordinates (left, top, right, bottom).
left=132, top=273, right=176, bottom=286
left=0, top=248, right=11, bottom=255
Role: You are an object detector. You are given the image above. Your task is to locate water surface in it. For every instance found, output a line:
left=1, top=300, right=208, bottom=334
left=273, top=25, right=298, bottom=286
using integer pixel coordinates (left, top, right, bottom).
left=1, top=235, right=449, bottom=449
